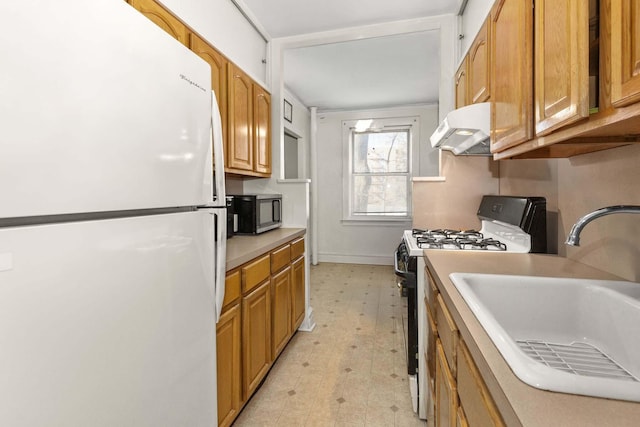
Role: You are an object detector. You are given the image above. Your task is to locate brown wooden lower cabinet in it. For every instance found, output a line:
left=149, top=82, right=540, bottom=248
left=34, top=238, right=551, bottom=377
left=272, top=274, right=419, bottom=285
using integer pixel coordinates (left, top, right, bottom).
left=216, top=235, right=305, bottom=426
left=242, top=279, right=271, bottom=400
left=456, top=341, right=505, bottom=427
left=291, top=255, right=305, bottom=330
left=271, top=266, right=292, bottom=359
left=436, top=340, right=458, bottom=427
left=456, top=405, right=469, bottom=427
left=216, top=302, right=241, bottom=427
left=428, top=265, right=504, bottom=427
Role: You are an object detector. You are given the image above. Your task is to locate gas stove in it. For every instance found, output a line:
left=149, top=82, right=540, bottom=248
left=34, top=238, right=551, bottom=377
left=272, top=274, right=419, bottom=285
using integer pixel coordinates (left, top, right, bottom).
left=406, top=220, right=531, bottom=254
left=395, top=195, right=547, bottom=420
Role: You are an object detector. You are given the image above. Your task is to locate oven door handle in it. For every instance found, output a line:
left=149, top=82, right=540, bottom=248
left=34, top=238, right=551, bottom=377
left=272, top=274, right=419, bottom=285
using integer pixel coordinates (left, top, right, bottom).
left=394, top=249, right=416, bottom=286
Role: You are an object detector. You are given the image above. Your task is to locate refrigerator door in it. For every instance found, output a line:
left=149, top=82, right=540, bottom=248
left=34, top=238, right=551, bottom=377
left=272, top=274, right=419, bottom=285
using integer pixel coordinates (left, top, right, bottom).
left=0, top=0, right=213, bottom=218
left=0, top=212, right=217, bottom=426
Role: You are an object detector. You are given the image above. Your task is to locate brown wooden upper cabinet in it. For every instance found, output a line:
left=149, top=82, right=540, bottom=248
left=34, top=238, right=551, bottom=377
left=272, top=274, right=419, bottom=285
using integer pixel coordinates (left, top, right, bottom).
left=490, top=0, right=640, bottom=159
left=455, top=19, right=489, bottom=109
left=128, top=0, right=189, bottom=46
left=227, top=63, right=254, bottom=172
left=253, top=86, right=272, bottom=175
left=611, top=0, right=640, bottom=107
left=534, top=0, right=589, bottom=136
left=490, top=0, right=534, bottom=153
left=468, top=20, right=491, bottom=104
left=227, top=63, right=272, bottom=177
left=189, top=34, right=228, bottom=171
left=127, top=0, right=272, bottom=176
left=455, top=57, right=468, bottom=109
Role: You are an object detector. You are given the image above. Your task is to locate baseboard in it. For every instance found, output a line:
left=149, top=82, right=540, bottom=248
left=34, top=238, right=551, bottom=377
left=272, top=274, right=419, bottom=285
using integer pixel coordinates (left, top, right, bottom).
left=317, top=253, right=393, bottom=266
left=298, top=307, right=316, bottom=332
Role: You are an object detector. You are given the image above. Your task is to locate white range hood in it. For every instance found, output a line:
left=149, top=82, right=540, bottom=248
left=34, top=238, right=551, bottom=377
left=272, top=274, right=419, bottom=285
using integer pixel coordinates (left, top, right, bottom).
left=430, top=102, right=491, bottom=155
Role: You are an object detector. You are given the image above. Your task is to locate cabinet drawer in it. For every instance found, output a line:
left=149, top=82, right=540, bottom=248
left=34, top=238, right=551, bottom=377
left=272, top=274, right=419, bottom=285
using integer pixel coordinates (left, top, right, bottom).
left=290, top=237, right=305, bottom=260
left=427, top=376, right=436, bottom=427
left=436, top=339, right=458, bottom=427
left=242, top=254, right=270, bottom=293
left=426, top=267, right=439, bottom=317
left=270, top=244, right=291, bottom=273
left=457, top=340, right=505, bottom=427
left=426, top=297, right=437, bottom=383
left=436, top=293, right=458, bottom=378
left=223, top=269, right=241, bottom=309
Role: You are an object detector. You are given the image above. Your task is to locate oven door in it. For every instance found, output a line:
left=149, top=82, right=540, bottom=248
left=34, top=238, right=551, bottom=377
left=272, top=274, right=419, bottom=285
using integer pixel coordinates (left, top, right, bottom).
left=394, top=241, right=418, bottom=376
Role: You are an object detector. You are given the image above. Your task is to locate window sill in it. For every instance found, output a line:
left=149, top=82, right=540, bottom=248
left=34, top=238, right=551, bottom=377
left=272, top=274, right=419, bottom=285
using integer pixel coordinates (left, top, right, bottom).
left=341, top=217, right=412, bottom=227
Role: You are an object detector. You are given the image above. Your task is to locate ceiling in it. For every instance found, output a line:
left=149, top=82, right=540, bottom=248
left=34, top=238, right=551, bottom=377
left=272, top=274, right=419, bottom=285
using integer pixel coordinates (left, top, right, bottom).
left=241, top=0, right=464, bottom=111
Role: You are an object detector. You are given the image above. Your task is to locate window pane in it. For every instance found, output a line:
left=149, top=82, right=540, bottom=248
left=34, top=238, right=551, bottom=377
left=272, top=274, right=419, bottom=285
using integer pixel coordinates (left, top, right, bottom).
left=352, top=175, right=408, bottom=215
left=353, top=131, right=408, bottom=173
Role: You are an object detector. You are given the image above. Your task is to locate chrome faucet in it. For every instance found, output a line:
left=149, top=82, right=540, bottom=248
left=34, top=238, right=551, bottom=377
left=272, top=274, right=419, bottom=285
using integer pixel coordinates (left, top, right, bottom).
left=565, top=205, right=640, bottom=246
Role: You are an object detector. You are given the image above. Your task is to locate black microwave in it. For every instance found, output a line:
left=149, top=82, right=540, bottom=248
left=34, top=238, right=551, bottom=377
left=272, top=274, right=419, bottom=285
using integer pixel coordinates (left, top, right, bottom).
left=231, top=194, right=282, bottom=234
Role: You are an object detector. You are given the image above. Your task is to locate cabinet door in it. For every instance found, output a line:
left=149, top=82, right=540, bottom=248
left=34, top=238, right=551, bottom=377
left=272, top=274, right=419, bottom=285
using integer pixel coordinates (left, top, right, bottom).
left=189, top=33, right=228, bottom=169
left=455, top=57, right=468, bottom=109
left=253, top=85, right=272, bottom=175
left=271, top=266, right=292, bottom=359
left=216, top=303, right=242, bottom=427
left=291, top=256, right=305, bottom=331
left=436, top=294, right=458, bottom=378
left=456, top=406, right=469, bottom=427
left=456, top=340, right=505, bottom=427
left=227, top=63, right=254, bottom=171
left=242, top=280, right=271, bottom=399
left=435, top=340, right=458, bottom=427
left=611, top=0, right=640, bottom=107
left=534, top=0, right=590, bottom=136
left=468, top=20, right=490, bottom=104
left=128, top=0, right=189, bottom=46
left=490, top=0, right=534, bottom=152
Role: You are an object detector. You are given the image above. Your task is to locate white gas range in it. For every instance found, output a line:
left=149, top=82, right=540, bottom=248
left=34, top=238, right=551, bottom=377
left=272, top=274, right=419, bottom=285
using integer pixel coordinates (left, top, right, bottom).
left=396, top=195, right=548, bottom=419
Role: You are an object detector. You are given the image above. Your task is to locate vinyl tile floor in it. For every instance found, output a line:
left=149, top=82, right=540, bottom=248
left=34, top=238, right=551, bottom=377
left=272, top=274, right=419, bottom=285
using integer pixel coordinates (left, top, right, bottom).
left=233, top=262, right=426, bottom=427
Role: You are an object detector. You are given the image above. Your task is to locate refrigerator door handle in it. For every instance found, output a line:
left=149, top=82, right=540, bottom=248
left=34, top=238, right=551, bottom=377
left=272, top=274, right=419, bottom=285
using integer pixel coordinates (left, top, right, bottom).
left=198, top=207, right=227, bottom=322
left=213, top=209, right=227, bottom=322
left=211, top=90, right=226, bottom=203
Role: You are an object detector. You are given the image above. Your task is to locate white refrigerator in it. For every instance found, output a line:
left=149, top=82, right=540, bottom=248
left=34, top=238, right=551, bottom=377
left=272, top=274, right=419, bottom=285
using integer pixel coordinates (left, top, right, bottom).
left=0, top=0, right=226, bottom=425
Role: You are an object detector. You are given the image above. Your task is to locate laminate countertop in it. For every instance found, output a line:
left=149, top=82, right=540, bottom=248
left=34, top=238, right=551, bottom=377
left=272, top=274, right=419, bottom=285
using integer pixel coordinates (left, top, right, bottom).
left=226, top=228, right=305, bottom=271
left=424, top=251, right=640, bottom=427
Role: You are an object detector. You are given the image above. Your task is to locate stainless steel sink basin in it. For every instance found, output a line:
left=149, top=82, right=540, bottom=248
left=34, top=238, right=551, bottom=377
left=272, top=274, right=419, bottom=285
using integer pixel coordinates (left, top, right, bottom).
left=449, top=273, right=640, bottom=402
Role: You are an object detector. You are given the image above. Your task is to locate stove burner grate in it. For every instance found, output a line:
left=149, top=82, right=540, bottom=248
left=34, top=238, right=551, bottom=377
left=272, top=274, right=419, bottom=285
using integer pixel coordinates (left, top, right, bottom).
left=414, top=229, right=507, bottom=251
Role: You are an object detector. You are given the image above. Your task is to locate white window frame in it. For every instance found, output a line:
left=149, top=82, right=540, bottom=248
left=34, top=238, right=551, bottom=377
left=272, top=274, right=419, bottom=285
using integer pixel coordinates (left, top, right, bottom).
left=342, top=116, right=419, bottom=222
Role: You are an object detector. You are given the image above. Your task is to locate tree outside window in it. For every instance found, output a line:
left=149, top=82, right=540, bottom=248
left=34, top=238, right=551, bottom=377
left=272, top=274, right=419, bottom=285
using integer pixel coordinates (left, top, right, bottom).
left=343, top=117, right=416, bottom=221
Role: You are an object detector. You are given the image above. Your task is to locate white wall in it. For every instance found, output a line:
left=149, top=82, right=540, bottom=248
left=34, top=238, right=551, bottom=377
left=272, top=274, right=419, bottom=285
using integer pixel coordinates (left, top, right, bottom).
left=315, top=105, right=439, bottom=265
left=459, top=0, right=494, bottom=60
left=157, top=0, right=268, bottom=86
left=283, top=88, right=311, bottom=179
left=243, top=87, right=311, bottom=230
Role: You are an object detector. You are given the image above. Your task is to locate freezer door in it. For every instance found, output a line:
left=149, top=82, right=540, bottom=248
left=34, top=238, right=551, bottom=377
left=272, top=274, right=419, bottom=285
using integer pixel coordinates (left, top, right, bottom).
left=0, top=212, right=217, bottom=426
left=0, top=0, right=213, bottom=218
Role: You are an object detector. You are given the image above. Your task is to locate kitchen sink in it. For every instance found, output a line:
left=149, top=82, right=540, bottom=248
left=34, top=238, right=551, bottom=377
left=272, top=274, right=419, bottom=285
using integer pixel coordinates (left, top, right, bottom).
left=449, top=273, right=640, bottom=402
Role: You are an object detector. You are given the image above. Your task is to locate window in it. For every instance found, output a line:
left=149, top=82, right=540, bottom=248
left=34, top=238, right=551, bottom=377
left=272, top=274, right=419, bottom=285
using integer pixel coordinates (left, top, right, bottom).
left=343, top=117, right=417, bottom=221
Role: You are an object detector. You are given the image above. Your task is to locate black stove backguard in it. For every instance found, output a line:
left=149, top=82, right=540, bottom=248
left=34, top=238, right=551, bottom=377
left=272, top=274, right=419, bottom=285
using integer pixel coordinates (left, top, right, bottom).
left=477, top=195, right=547, bottom=253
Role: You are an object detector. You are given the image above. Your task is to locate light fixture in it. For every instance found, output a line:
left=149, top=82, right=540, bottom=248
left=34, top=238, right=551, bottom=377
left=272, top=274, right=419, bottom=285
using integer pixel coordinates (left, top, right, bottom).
left=355, top=119, right=373, bottom=132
